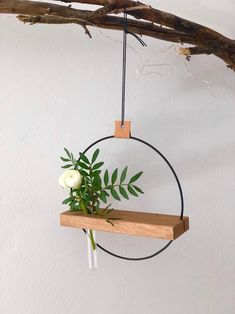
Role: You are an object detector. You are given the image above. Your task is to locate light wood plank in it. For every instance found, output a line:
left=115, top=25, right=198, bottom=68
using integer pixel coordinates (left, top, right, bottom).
left=60, top=209, right=189, bottom=240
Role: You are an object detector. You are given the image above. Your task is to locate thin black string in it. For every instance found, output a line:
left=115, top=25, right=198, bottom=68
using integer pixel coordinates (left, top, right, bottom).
left=126, top=31, right=147, bottom=47
left=121, top=12, right=147, bottom=127
left=121, top=12, right=128, bottom=127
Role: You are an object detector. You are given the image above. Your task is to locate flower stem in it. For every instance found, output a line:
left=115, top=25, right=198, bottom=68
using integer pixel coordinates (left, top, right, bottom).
left=80, top=199, right=96, bottom=250
left=87, top=230, right=97, bottom=269
left=88, top=230, right=96, bottom=251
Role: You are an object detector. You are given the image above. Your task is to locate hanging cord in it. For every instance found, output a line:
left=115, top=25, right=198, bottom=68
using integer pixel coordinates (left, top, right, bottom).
left=121, top=11, right=147, bottom=127
left=121, top=12, right=128, bottom=127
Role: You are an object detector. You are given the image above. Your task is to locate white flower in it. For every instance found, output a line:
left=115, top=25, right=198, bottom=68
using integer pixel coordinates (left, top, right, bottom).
left=58, top=170, right=82, bottom=189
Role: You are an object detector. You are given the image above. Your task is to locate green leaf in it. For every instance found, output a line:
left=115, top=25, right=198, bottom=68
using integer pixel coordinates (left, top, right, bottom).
left=106, top=219, right=115, bottom=227
left=77, top=161, right=90, bottom=170
left=80, top=170, right=89, bottom=177
left=60, top=156, right=70, bottom=162
left=104, top=170, right=109, bottom=186
left=120, top=166, right=128, bottom=184
left=79, top=152, right=90, bottom=164
left=77, top=204, right=84, bottom=213
left=93, top=175, right=102, bottom=189
left=105, top=186, right=112, bottom=190
left=62, top=164, right=73, bottom=169
left=64, top=148, right=71, bottom=159
left=71, top=202, right=80, bottom=211
left=71, top=153, right=76, bottom=164
left=133, top=185, right=144, bottom=194
left=111, top=168, right=118, bottom=185
left=129, top=171, right=143, bottom=184
left=91, top=148, right=100, bottom=164
left=102, top=204, right=112, bottom=215
left=104, top=203, right=111, bottom=210
left=69, top=201, right=76, bottom=210
left=119, top=186, right=129, bottom=200
left=95, top=200, right=100, bottom=212
left=106, top=217, right=123, bottom=226
left=110, top=188, right=121, bottom=201
left=62, top=197, right=74, bottom=204
left=91, top=170, right=101, bottom=177
left=128, top=185, right=139, bottom=197
left=104, top=190, right=109, bottom=197
left=99, top=190, right=107, bottom=203
left=72, top=201, right=81, bottom=211
left=93, top=162, right=104, bottom=170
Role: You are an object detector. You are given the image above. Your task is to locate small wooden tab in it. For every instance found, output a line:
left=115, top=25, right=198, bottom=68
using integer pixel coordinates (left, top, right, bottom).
left=115, top=120, right=131, bottom=138
left=60, top=209, right=189, bottom=240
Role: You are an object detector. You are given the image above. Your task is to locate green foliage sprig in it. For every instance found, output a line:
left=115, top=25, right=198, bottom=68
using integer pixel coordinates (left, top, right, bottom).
left=59, top=148, right=144, bottom=249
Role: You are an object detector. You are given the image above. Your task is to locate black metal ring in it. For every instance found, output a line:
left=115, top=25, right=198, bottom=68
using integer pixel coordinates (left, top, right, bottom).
left=82, top=135, right=184, bottom=261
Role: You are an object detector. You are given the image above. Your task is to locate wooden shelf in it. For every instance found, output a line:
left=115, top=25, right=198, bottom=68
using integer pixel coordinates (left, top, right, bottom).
left=60, top=209, right=189, bottom=240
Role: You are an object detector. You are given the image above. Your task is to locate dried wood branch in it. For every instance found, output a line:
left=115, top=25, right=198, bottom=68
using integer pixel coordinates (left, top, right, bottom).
left=0, top=0, right=234, bottom=71
left=17, top=13, right=197, bottom=45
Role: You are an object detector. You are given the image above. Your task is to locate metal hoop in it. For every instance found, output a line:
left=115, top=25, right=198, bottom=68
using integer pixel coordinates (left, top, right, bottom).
left=82, top=135, right=184, bottom=261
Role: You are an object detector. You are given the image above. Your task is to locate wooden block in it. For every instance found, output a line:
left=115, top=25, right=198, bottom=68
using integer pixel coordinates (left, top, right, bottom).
left=114, top=120, right=131, bottom=138
left=60, top=209, right=189, bottom=240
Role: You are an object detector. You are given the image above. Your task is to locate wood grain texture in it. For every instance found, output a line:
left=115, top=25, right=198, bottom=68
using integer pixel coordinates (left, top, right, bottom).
left=60, top=209, right=189, bottom=240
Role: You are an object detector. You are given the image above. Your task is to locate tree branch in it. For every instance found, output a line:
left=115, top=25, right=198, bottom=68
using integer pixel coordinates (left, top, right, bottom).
left=17, top=13, right=197, bottom=45
left=0, top=0, right=234, bottom=71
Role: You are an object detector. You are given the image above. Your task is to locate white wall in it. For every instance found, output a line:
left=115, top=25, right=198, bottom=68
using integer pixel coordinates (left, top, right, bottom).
left=1, top=1, right=235, bottom=314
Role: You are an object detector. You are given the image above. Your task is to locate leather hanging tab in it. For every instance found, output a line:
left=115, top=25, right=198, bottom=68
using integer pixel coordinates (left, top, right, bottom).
left=114, top=120, right=131, bottom=138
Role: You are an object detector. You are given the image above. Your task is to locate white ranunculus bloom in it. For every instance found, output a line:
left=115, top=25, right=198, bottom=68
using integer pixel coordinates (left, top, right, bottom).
left=58, top=170, right=82, bottom=189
